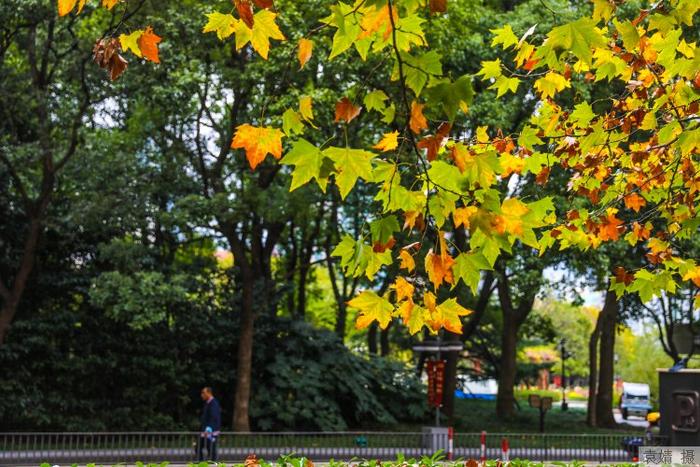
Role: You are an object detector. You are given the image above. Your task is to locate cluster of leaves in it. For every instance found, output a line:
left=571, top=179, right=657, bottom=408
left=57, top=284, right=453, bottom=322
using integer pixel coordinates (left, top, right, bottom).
left=58, top=0, right=700, bottom=336
left=58, top=0, right=161, bottom=80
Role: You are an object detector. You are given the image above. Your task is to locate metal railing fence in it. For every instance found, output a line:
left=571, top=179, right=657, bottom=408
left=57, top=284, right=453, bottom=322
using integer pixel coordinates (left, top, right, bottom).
left=0, top=431, right=664, bottom=465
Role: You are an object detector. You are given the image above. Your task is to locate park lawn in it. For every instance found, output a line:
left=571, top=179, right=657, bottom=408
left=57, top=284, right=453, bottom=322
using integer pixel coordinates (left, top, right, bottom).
left=448, top=399, right=641, bottom=434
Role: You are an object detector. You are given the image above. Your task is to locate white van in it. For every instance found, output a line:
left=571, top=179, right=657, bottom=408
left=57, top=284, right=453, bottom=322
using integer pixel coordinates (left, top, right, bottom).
left=619, top=382, right=653, bottom=419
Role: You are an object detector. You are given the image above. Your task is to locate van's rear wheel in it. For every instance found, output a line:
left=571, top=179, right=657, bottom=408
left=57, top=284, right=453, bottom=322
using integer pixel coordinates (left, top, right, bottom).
left=622, top=408, right=629, bottom=419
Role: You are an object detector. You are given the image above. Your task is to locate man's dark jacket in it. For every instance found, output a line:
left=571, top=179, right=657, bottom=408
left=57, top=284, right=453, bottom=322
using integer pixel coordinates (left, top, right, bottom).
left=201, top=398, right=221, bottom=432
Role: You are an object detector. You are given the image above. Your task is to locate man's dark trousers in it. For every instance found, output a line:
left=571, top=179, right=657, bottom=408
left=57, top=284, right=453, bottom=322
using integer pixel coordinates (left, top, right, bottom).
left=198, top=435, right=217, bottom=461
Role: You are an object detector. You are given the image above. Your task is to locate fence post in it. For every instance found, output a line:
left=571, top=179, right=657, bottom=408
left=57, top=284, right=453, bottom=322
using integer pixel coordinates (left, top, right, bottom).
left=447, top=427, right=453, bottom=460
left=501, top=437, right=509, bottom=463
left=480, top=431, right=486, bottom=462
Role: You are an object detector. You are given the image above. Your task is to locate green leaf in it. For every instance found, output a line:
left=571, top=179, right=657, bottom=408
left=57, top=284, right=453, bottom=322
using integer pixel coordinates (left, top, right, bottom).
left=282, top=109, right=304, bottom=136
left=394, top=14, right=426, bottom=51
left=331, top=235, right=358, bottom=270
left=477, top=59, right=502, bottom=80
left=428, top=160, right=465, bottom=193
left=370, top=215, right=400, bottom=245
left=453, top=251, right=490, bottom=294
left=398, top=51, right=443, bottom=96
left=325, top=3, right=362, bottom=60
left=518, top=125, right=544, bottom=151
left=489, top=75, right=519, bottom=97
left=569, top=102, right=596, bottom=128
left=545, top=18, right=607, bottom=65
left=324, top=146, right=375, bottom=199
left=613, top=19, right=640, bottom=50
left=425, top=75, right=474, bottom=121
left=364, top=90, right=389, bottom=112
left=280, top=138, right=327, bottom=192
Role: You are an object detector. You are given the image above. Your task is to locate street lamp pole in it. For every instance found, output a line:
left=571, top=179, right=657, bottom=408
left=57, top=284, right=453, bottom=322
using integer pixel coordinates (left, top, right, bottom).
left=560, top=338, right=568, bottom=411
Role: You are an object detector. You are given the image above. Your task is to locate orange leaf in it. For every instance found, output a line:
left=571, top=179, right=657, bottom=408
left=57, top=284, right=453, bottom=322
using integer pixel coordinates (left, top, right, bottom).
left=335, top=97, right=362, bottom=123
left=373, top=237, right=396, bottom=253
left=57, top=0, right=77, bottom=16
left=614, top=266, right=634, bottom=286
left=102, top=0, right=119, bottom=9
left=425, top=234, right=454, bottom=289
left=358, top=4, right=394, bottom=41
left=398, top=298, right=415, bottom=324
left=298, top=38, right=313, bottom=69
left=137, top=26, right=162, bottom=63
left=403, top=210, right=423, bottom=231
left=429, top=0, right=447, bottom=14
left=231, top=124, right=284, bottom=170
left=598, top=210, right=624, bottom=241
left=410, top=101, right=428, bottom=134
left=492, top=198, right=529, bottom=236
left=393, top=277, right=415, bottom=302
left=632, top=222, right=651, bottom=241
left=399, top=250, right=416, bottom=272
left=418, top=123, right=451, bottom=161
left=373, top=131, right=399, bottom=152
left=624, top=192, right=646, bottom=212
left=235, top=0, right=255, bottom=28
left=252, top=0, right=273, bottom=8
left=453, top=206, right=477, bottom=229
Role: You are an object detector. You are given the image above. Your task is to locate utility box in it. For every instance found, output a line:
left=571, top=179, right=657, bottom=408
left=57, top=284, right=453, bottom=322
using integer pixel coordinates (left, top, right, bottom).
left=658, top=369, right=700, bottom=446
left=422, top=426, right=449, bottom=453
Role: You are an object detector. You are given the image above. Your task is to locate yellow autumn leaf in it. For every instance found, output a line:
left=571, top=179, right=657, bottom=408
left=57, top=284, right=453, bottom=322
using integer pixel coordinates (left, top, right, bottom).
left=453, top=206, right=478, bottom=229
left=493, top=198, right=530, bottom=236
left=102, top=0, right=119, bottom=9
left=231, top=124, right=284, bottom=170
left=683, top=266, right=700, bottom=287
left=373, top=131, right=399, bottom=152
left=298, top=96, right=314, bottom=123
left=233, top=9, right=285, bottom=59
left=430, top=298, right=472, bottom=333
left=399, top=249, right=416, bottom=272
left=119, top=30, right=144, bottom=58
left=399, top=298, right=428, bottom=335
left=534, top=71, right=570, bottom=99
left=393, top=276, right=415, bottom=302
left=203, top=12, right=239, bottom=40
left=349, top=290, right=394, bottom=329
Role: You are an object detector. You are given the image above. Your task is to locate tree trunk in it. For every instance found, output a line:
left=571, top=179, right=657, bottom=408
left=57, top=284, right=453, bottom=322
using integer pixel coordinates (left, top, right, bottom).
left=368, top=323, right=378, bottom=354
left=443, top=331, right=460, bottom=424
left=380, top=324, right=391, bottom=356
left=233, top=274, right=255, bottom=432
left=296, top=262, right=309, bottom=318
left=595, top=288, right=618, bottom=428
left=0, top=215, right=45, bottom=346
left=335, top=301, right=347, bottom=341
left=586, top=314, right=602, bottom=427
left=495, top=261, right=539, bottom=419
left=0, top=302, right=17, bottom=346
left=496, top=313, right=519, bottom=418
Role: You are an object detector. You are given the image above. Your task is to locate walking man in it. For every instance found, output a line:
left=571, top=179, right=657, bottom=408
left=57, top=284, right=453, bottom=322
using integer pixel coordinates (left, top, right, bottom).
left=198, top=387, right=221, bottom=461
